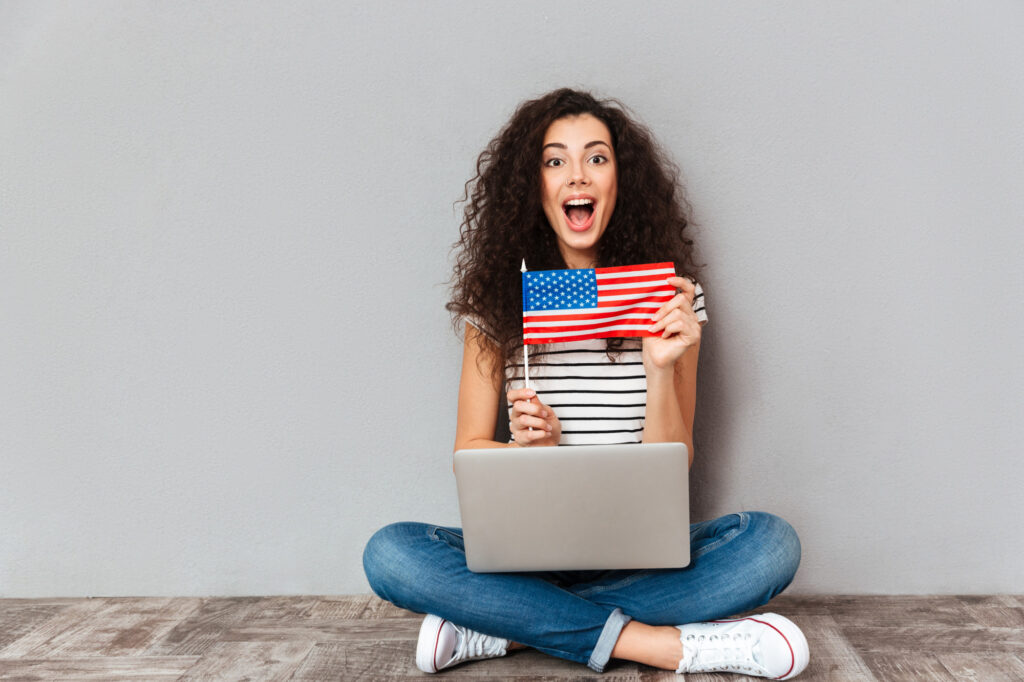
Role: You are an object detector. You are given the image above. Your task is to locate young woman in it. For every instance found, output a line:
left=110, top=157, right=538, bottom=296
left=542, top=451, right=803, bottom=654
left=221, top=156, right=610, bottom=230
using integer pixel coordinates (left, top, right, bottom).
left=362, top=88, right=809, bottom=678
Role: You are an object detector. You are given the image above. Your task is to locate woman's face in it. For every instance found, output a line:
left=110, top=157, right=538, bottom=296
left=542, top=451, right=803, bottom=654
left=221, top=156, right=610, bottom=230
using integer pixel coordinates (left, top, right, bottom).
left=540, top=114, right=618, bottom=269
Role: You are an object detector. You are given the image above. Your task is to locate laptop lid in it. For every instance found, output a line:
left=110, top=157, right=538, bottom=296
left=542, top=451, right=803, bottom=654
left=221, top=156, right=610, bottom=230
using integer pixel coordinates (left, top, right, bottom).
left=453, top=442, right=690, bottom=572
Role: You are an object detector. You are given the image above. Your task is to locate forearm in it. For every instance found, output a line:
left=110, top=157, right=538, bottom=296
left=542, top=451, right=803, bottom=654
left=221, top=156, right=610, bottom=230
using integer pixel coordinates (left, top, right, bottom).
left=641, top=368, right=694, bottom=466
left=456, top=438, right=520, bottom=451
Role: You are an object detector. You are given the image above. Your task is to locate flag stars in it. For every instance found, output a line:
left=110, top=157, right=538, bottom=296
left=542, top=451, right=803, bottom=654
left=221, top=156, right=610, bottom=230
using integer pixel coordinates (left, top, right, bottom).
left=524, top=267, right=601, bottom=311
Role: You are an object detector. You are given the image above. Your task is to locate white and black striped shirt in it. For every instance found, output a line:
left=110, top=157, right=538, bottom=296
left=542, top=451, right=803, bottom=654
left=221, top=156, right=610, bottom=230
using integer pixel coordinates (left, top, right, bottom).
left=502, top=282, right=707, bottom=446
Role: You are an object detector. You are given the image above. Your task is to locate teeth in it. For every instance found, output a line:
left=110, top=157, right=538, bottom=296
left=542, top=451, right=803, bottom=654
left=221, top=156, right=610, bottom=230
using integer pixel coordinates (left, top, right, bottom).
left=564, top=198, right=594, bottom=206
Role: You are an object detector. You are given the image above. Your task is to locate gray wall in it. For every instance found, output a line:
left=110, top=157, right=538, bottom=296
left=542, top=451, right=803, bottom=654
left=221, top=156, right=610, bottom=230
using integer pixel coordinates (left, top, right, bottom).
left=2, top=1, right=1022, bottom=597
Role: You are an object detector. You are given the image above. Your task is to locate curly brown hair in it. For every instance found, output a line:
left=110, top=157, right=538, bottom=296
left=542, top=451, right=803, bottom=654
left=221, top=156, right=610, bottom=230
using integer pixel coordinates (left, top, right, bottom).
left=446, top=87, right=704, bottom=379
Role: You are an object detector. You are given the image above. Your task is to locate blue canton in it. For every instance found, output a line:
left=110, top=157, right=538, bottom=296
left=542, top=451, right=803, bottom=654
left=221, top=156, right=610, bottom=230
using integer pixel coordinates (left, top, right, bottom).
left=523, top=268, right=598, bottom=312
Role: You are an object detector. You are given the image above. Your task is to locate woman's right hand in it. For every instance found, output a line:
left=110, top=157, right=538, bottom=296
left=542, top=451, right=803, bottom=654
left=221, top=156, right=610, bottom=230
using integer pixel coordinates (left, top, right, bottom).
left=508, top=388, right=562, bottom=447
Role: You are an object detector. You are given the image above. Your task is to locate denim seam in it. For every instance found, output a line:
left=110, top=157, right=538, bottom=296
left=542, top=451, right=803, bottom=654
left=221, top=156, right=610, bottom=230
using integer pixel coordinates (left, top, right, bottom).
left=428, top=526, right=464, bottom=542
left=574, top=570, right=652, bottom=599
left=691, top=511, right=749, bottom=560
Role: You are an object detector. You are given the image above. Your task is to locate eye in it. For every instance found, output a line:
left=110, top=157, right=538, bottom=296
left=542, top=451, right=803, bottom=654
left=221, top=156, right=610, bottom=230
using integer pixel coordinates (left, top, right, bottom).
left=589, top=154, right=608, bottom=164
left=544, top=158, right=564, bottom=167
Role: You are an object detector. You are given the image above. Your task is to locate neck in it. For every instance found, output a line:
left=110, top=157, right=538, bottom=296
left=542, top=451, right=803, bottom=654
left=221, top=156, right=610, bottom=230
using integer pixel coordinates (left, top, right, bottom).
left=560, top=245, right=597, bottom=270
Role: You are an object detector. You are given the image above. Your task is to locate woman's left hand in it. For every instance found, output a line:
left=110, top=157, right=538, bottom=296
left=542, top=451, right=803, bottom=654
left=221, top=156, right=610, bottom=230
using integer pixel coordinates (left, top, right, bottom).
left=642, top=276, right=702, bottom=372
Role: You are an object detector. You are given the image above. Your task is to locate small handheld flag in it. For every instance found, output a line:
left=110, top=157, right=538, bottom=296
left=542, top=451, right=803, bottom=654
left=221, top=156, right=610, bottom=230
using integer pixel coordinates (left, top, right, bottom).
left=521, top=262, right=677, bottom=345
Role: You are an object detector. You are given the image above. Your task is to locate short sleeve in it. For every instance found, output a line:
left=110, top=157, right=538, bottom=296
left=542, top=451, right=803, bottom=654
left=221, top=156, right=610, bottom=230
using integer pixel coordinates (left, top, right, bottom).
left=692, top=282, right=708, bottom=324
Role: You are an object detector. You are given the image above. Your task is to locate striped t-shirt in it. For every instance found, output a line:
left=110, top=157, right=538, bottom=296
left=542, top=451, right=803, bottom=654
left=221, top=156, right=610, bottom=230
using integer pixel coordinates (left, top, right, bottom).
left=502, top=282, right=707, bottom=446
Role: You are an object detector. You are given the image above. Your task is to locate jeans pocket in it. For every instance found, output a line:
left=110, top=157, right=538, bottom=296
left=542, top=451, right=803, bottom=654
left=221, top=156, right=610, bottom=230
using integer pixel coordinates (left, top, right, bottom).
left=691, top=512, right=748, bottom=560
left=429, top=525, right=466, bottom=552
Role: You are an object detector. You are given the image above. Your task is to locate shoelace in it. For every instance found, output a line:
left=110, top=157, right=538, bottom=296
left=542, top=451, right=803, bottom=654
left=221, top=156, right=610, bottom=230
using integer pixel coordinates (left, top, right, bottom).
left=684, top=631, right=766, bottom=673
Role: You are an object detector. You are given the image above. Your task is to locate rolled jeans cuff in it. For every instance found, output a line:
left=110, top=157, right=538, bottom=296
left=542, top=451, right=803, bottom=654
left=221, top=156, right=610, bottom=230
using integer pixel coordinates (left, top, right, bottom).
left=587, top=607, right=632, bottom=672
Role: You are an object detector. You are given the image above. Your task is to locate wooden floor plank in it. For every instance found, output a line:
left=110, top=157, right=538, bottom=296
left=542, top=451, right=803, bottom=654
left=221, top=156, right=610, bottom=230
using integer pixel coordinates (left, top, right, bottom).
left=0, top=602, right=74, bottom=653
left=221, top=616, right=422, bottom=643
left=426, top=647, right=637, bottom=679
left=290, top=639, right=639, bottom=680
left=308, top=594, right=375, bottom=619
left=240, top=596, right=323, bottom=621
left=176, top=640, right=315, bottom=681
left=938, top=652, right=1024, bottom=681
left=289, top=640, right=413, bottom=680
left=860, top=652, right=956, bottom=681
left=0, top=655, right=197, bottom=680
left=843, top=623, right=1024, bottom=655
left=0, top=598, right=112, bottom=658
left=758, top=594, right=971, bottom=625
left=958, top=594, right=1024, bottom=629
left=3, top=598, right=203, bottom=658
left=145, top=597, right=260, bottom=656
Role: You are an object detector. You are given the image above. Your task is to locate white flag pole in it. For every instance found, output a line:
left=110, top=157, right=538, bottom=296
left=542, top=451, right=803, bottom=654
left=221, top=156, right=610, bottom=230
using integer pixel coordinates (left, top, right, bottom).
left=521, top=259, right=535, bottom=435
left=520, top=259, right=531, bottom=393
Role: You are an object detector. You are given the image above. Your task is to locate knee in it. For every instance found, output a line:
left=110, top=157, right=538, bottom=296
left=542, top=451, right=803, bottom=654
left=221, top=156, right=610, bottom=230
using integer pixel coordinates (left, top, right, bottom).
left=362, top=522, right=420, bottom=601
left=745, top=511, right=801, bottom=593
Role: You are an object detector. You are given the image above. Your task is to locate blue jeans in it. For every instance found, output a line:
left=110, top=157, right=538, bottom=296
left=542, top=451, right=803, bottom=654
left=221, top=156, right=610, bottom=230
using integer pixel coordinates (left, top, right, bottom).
left=362, top=511, right=800, bottom=673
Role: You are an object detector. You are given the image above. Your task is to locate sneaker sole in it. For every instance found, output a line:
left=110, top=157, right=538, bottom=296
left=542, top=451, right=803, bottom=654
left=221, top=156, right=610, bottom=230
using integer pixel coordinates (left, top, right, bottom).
left=415, top=614, right=447, bottom=673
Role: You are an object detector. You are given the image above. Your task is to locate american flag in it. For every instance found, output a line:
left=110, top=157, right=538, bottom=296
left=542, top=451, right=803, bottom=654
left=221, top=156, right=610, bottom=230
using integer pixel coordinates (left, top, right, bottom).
left=522, top=262, right=678, bottom=345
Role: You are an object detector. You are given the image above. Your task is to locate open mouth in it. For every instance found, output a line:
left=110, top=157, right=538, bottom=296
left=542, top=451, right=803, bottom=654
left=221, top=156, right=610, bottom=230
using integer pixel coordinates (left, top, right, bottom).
left=562, top=197, right=596, bottom=232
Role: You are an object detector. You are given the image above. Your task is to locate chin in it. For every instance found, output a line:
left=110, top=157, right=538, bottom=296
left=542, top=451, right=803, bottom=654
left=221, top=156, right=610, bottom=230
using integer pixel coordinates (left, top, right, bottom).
left=557, top=231, right=603, bottom=262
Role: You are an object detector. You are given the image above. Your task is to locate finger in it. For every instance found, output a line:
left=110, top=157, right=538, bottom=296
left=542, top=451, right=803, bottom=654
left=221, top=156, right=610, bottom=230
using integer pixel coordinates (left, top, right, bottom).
left=649, top=308, right=686, bottom=334
left=512, top=425, right=533, bottom=444
left=651, top=292, right=690, bottom=322
left=513, top=427, right=549, bottom=446
left=510, top=412, right=544, bottom=431
left=524, top=427, right=551, bottom=442
left=666, top=276, right=695, bottom=295
left=519, top=414, right=552, bottom=431
left=662, top=318, right=697, bottom=339
left=513, top=400, right=547, bottom=418
left=507, top=387, right=537, bottom=404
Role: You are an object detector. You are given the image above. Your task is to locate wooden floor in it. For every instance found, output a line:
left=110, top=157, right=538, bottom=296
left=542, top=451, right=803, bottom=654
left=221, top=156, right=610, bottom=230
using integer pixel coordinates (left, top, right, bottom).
left=0, top=594, right=1022, bottom=680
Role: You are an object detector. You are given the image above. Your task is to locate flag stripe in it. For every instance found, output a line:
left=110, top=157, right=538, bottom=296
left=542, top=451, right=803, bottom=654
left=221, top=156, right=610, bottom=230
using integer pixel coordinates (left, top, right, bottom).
left=525, top=318, right=655, bottom=334
left=599, top=292, right=673, bottom=303
left=598, top=281, right=676, bottom=292
left=594, top=262, right=674, bottom=275
left=524, top=302, right=661, bottom=319
left=525, top=310, right=658, bottom=327
left=525, top=327, right=656, bottom=342
left=524, top=310, right=656, bottom=328
left=594, top=271, right=675, bottom=285
left=599, top=284, right=674, bottom=295
left=597, top=297, right=670, bottom=307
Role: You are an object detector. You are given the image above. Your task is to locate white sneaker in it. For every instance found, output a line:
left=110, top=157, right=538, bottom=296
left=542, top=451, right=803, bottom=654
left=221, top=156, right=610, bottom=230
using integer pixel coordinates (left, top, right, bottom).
left=415, top=614, right=510, bottom=673
left=675, top=613, right=809, bottom=679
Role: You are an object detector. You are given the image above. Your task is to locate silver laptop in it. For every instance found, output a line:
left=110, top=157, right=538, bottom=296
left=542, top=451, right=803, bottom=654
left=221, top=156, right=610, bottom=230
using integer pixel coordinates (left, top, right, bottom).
left=453, top=442, right=690, bottom=572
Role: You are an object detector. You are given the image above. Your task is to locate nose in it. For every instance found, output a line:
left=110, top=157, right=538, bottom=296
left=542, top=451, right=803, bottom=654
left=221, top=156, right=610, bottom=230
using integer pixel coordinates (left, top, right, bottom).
left=566, top=162, right=590, bottom=186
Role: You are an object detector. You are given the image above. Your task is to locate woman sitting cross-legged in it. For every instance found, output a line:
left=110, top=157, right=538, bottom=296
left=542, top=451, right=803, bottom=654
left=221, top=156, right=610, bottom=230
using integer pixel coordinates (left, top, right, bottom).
left=363, top=87, right=809, bottom=679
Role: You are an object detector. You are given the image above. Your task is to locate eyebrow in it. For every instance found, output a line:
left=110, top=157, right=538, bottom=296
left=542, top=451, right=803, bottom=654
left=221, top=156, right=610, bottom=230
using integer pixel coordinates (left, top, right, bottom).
left=542, top=140, right=612, bottom=152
